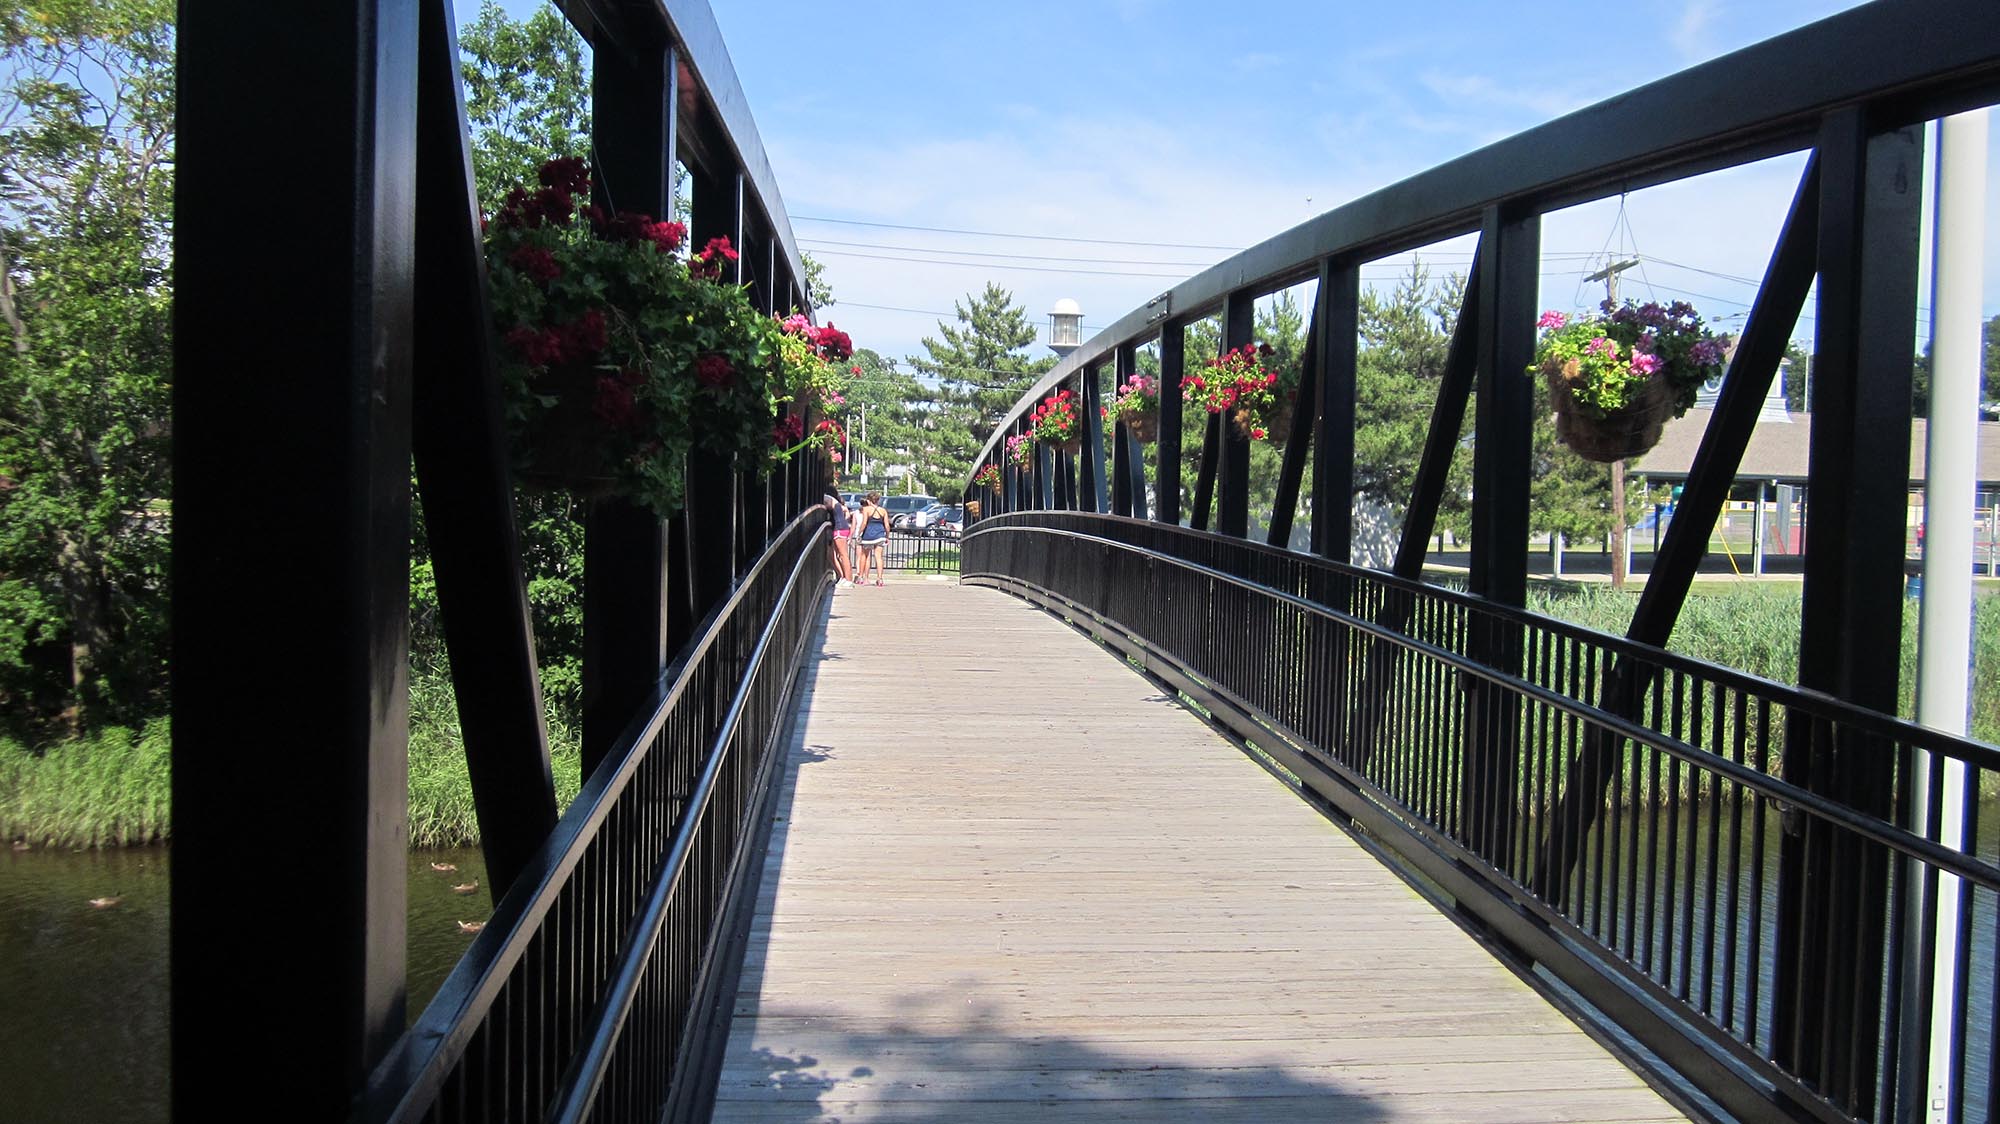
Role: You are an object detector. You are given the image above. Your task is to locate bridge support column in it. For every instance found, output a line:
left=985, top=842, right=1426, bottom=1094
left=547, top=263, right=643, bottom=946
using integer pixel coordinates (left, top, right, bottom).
left=1308, top=260, right=1359, bottom=561
left=174, top=0, right=418, bottom=1110
left=1461, top=204, right=1538, bottom=865
left=1156, top=322, right=1186, bottom=524
left=1775, top=110, right=1924, bottom=1115
left=1080, top=363, right=1109, bottom=513
left=1216, top=294, right=1255, bottom=537
left=582, top=41, right=678, bottom=774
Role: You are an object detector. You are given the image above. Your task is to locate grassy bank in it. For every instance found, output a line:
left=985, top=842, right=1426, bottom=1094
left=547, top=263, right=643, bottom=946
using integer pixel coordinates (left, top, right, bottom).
left=3, top=659, right=584, bottom=850
left=407, top=654, right=584, bottom=848
left=1, top=722, right=172, bottom=848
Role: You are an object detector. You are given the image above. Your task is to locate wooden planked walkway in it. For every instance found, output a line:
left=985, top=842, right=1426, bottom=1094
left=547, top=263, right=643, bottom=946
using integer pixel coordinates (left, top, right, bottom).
left=711, top=578, right=1686, bottom=1122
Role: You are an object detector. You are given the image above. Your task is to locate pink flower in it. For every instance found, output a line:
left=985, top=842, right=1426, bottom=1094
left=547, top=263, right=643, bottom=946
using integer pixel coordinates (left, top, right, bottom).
left=1537, top=310, right=1569, bottom=330
left=1584, top=336, right=1620, bottom=359
left=1629, top=351, right=1661, bottom=376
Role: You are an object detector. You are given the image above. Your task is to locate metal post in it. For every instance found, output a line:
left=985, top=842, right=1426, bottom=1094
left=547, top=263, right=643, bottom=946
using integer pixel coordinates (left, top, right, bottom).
left=1080, top=366, right=1109, bottom=513
left=583, top=41, right=675, bottom=771
left=1310, top=259, right=1359, bottom=562
left=411, top=0, right=556, bottom=898
left=1914, top=106, right=1987, bottom=1124
left=1217, top=294, right=1255, bottom=538
left=1155, top=322, right=1185, bottom=524
left=174, top=0, right=416, bottom=1109
left=1776, top=111, right=1923, bottom=1113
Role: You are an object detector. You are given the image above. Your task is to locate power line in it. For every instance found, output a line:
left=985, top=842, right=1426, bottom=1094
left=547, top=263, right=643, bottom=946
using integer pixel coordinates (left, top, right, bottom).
left=809, top=248, right=1193, bottom=279
left=801, top=236, right=1219, bottom=269
left=794, top=214, right=1244, bottom=251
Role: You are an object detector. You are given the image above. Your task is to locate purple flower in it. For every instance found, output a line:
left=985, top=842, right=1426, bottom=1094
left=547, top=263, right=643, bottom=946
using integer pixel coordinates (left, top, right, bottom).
left=1639, top=330, right=1658, bottom=350
left=1610, top=305, right=1639, bottom=326
left=1630, top=351, right=1661, bottom=375
left=1668, top=301, right=1697, bottom=320
left=1637, top=302, right=1667, bottom=327
left=1537, top=310, right=1569, bottom=330
left=1692, top=339, right=1725, bottom=366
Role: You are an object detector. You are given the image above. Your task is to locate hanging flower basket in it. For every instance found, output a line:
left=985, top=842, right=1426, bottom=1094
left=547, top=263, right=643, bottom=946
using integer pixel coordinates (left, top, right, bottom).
left=1529, top=303, right=1726, bottom=463
left=1031, top=388, right=1084, bottom=453
left=1187, top=344, right=1283, bottom=441
left=1548, top=372, right=1674, bottom=463
left=486, top=156, right=782, bottom=518
left=512, top=367, right=624, bottom=497
left=1105, top=373, right=1162, bottom=443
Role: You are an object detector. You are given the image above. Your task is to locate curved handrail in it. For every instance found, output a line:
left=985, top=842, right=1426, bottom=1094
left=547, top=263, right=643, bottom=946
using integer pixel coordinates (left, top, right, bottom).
left=963, top=515, right=2000, bottom=890
left=967, top=0, right=2000, bottom=479
left=969, top=512, right=2000, bottom=769
left=548, top=521, right=828, bottom=1121
left=362, top=508, right=830, bottom=1119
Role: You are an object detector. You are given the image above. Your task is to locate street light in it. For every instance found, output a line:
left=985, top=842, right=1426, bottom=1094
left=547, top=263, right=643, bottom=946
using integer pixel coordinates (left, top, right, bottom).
left=1048, top=298, right=1082, bottom=358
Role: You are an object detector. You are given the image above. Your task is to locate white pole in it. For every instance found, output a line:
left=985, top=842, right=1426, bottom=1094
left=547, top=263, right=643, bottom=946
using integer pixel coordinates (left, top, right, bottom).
left=1917, top=108, right=1986, bottom=1124
left=1752, top=481, right=1767, bottom=576
left=1553, top=533, right=1564, bottom=580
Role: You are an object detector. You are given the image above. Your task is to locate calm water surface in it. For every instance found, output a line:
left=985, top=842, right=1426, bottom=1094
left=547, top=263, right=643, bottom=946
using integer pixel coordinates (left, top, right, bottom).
left=0, top=846, right=495, bottom=1124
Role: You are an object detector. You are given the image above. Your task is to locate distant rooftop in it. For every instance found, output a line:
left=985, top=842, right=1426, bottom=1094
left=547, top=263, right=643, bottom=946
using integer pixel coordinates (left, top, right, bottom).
left=1630, top=408, right=2000, bottom=487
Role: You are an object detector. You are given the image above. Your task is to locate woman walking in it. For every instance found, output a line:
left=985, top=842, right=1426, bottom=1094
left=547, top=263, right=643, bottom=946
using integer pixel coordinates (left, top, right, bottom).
left=852, top=491, right=890, bottom=587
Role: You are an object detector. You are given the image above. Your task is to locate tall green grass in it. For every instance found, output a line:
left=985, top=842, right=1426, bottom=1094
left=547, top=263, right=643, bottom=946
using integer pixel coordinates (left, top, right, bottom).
left=407, top=655, right=584, bottom=848
left=1527, top=582, right=2000, bottom=747
left=3, top=661, right=585, bottom=849
left=1, top=722, right=172, bottom=848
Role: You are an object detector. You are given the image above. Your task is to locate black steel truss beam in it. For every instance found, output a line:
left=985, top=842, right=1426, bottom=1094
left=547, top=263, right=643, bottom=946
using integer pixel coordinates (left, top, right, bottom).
left=1155, top=322, right=1186, bottom=524
left=173, top=0, right=417, bottom=1111
left=1308, top=259, right=1359, bottom=562
left=413, top=0, right=559, bottom=898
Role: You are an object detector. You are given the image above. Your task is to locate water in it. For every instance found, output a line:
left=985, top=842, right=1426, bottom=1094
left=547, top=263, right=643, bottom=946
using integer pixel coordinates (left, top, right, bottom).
left=0, top=845, right=495, bottom=1124
left=6, top=810, right=1997, bottom=1120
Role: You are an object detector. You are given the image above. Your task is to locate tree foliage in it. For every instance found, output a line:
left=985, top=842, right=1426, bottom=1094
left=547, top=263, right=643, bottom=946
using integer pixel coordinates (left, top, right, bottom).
left=0, top=0, right=175, bottom=734
left=457, top=0, right=588, bottom=215
left=906, top=283, right=1051, bottom=499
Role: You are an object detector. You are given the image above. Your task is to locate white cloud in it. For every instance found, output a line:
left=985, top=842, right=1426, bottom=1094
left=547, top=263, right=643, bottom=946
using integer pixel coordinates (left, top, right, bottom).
left=1671, top=0, right=1718, bottom=61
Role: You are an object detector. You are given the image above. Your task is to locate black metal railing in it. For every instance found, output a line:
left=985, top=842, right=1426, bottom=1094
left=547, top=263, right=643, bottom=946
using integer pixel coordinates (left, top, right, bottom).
left=364, top=511, right=830, bottom=1122
left=857, top=529, right=961, bottom=575
left=965, top=512, right=2000, bottom=1123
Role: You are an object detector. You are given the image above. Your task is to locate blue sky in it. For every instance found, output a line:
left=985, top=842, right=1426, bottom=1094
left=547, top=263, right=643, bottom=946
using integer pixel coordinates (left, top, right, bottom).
left=471, top=0, right=1999, bottom=371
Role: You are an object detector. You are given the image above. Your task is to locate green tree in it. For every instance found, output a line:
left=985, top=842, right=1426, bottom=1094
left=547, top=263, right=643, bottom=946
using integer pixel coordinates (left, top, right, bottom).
left=458, top=0, right=589, bottom=214
left=0, top=0, right=175, bottom=733
left=908, top=283, right=1051, bottom=495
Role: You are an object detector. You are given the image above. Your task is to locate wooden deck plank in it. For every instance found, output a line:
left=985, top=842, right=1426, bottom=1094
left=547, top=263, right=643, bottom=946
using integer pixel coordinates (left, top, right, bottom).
left=710, top=579, right=1684, bottom=1123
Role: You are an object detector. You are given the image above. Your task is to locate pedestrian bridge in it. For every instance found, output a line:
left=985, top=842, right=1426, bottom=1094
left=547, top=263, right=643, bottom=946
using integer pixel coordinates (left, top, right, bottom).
left=169, top=0, right=2000, bottom=1122
left=711, top=580, right=1681, bottom=1123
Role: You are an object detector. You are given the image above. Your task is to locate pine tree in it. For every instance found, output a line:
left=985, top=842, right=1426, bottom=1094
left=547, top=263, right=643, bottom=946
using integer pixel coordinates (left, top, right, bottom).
left=907, top=284, right=1052, bottom=497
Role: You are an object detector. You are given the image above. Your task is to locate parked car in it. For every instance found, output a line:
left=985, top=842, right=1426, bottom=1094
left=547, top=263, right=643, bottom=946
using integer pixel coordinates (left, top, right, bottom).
left=883, top=494, right=936, bottom=530
left=931, top=505, right=965, bottom=537
left=901, top=502, right=951, bottom=535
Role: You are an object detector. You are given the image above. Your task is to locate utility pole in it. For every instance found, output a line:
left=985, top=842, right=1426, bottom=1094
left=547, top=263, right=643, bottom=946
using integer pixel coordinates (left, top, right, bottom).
left=1588, top=258, right=1641, bottom=589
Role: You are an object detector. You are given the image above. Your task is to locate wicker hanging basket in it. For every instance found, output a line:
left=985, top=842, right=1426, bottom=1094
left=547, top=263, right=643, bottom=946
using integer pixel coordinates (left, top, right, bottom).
left=1122, top=411, right=1159, bottom=443
left=1547, top=369, right=1674, bottom=463
left=515, top=367, right=618, bottom=497
left=1055, top=435, right=1083, bottom=455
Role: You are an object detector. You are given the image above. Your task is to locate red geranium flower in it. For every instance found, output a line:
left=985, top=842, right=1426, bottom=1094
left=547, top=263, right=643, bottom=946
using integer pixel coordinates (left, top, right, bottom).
left=507, top=245, right=561, bottom=283
left=695, top=353, right=735, bottom=388
left=594, top=375, right=637, bottom=429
